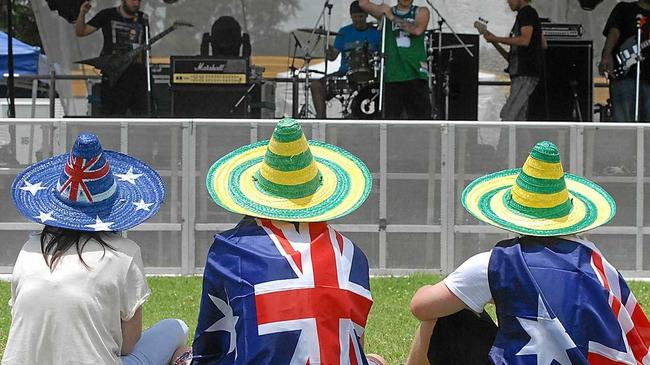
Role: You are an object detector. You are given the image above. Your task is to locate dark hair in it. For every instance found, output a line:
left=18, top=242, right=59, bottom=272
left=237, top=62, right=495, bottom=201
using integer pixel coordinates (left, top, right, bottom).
left=40, top=226, right=116, bottom=271
left=350, top=1, right=363, bottom=14
left=211, top=16, right=242, bottom=56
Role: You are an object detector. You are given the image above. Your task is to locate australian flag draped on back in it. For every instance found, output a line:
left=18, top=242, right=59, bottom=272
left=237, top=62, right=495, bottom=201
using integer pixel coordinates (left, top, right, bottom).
left=487, top=236, right=650, bottom=364
left=192, top=217, right=374, bottom=364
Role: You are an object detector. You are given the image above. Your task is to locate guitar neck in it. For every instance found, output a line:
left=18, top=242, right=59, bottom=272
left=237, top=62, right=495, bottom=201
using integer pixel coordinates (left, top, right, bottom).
left=491, top=42, right=509, bottom=62
left=146, top=26, right=176, bottom=49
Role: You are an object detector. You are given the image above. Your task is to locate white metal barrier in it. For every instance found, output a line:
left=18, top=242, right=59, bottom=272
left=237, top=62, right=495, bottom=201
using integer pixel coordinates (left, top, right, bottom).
left=0, top=119, right=647, bottom=277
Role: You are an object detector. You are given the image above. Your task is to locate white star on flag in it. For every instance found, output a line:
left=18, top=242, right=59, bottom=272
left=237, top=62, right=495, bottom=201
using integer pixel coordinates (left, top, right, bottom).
left=206, top=294, right=239, bottom=356
left=516, top=295, right=577, bottom=365
left=20, top=180, right=47, bottom=196
left=85, top=216, right=114, bottom=231
left=34, top=211, right=54, bottom=223
left=133, top=199, right=154, bottom=211
left=115, top=167, right=143, bottom=185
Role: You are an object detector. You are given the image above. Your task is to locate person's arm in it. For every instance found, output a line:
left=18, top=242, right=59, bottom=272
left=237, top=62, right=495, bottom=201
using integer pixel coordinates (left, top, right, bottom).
left=410, top=282, right=468, bottom=321
left=396, top=7, right=430, bottom=37
left=120, top=306, right=143, bottom=355
left=599, top=27, right=621, bottom=76
left=75, top=0, right=98, bottom=37
left=483, top=25, right=533, bottom=47
left=358, top=0, right=394, bottom=22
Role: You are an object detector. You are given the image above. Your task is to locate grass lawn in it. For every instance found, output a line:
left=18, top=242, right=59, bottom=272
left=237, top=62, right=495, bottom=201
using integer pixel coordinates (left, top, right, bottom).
left=3, top=275, right=650, bottom=363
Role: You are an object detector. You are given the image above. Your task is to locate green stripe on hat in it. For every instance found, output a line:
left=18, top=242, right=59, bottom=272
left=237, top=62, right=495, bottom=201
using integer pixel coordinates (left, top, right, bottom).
left=529, top=141, right=561, bottom=163
left=504, top=190, right=573, bottom=219
left=254, top=170, right=323, bottom=199
left=264, top=149, right=313, bottom=172
left=271, top=119, right=304, bottom=143
left=515, top=172, right=567, bottom=195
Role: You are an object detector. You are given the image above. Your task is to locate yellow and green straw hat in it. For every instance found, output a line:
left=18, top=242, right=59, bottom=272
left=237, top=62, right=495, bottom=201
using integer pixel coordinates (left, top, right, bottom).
left=461, top=141, right=616, bottom=236
left=206, top=118, right=372, bottom=222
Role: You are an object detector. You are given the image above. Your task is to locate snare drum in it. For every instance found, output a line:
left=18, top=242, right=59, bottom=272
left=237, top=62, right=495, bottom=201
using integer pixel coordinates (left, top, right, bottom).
left=347, top=46, right=374, bottom=84
left=326, top=77, right=350, bottom=99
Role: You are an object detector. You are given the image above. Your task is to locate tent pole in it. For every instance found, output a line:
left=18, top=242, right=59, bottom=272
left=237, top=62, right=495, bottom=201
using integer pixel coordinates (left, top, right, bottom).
left=7, top=0, right=16, bottom=118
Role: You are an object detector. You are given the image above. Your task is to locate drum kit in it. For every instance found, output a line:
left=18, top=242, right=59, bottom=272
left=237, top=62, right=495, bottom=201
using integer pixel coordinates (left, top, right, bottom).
left=292, top=0, right=475, bottom=120
left=295, top=27, right=381, bottom=119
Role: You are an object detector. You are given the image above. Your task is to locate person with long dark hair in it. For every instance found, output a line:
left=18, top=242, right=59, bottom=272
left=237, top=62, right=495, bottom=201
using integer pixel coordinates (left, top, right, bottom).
left=2, top=133, right=191, bottom=365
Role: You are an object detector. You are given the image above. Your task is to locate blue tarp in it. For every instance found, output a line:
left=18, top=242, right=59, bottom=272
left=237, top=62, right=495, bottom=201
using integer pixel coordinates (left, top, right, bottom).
left=0, top=31, right=40, bottom=75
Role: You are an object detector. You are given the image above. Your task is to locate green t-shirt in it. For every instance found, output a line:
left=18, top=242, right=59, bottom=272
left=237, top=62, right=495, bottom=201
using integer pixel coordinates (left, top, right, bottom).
left=384, top=5, right=428, bottom=83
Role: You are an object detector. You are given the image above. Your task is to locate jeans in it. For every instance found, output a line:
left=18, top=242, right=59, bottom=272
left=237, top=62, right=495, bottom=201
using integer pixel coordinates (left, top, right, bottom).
left=610, top=78, right=650, bottom=122
left=121, top=319, right=189, bottom=365
left=500, top=76, right=539, bottom=121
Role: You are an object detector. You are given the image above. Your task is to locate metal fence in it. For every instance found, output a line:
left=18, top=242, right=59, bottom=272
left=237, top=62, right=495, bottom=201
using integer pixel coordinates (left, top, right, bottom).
left=0, top=119, right=647, bottom=277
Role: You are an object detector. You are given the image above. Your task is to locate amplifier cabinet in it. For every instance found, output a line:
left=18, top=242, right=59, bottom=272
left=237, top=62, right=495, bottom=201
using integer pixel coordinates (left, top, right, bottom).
left=170, top=56, right=250, bottom=118
left=528, top=39, right=593, bottom=122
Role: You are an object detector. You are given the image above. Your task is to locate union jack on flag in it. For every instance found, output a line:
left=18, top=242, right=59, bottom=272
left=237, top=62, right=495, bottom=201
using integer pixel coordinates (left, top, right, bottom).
left=57, top=152, right=113, bottom=203
left=487, top=236, right=650, bottom=365
left=192, top=217, right=374, bottom=365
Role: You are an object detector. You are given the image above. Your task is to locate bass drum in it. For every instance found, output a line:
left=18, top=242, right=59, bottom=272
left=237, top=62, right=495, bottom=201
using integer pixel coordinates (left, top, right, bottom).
left=348, top=84, right=380, bottom=119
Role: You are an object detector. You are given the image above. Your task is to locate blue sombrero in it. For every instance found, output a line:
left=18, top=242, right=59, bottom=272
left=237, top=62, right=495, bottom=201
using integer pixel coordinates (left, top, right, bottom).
left=12, top=133, right=165, bottom=232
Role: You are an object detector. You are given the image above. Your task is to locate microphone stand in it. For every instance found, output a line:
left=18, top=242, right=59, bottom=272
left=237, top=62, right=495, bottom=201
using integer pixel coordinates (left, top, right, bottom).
left=379, top=14, right=387, bottom=119
left=424, top=0, right=473, bottom=58
left=635, top=14, right=644, bottom=122
left=424, top=0, right=473, bottom=120
left=290, top=33, right=301, bottom=118
left=145, top=23, right=153, bottom=117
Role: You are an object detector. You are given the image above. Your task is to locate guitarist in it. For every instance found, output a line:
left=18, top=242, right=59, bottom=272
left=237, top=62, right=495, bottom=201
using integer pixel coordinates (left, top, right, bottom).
left=600, top=0, right=650, bottom=122
left=75, top=0, right=149, bottom=116
left=482, top=0, right=544, bottom=121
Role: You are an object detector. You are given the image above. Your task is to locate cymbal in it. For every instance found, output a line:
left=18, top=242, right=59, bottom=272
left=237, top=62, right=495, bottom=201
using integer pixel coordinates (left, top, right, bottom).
left=297, top=27, right=341, bottom=36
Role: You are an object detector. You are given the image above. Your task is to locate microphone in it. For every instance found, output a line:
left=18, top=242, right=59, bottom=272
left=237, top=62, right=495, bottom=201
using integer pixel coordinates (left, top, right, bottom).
left=637, top=13, right=646, bottom=28
left=291, top=32, right=303, bottom=49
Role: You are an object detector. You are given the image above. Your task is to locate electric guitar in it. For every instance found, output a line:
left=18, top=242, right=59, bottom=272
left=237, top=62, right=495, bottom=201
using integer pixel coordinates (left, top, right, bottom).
left=473, top=18, right=510, bottom=63
left=77, top=21, right=193, bottom=86
left=609, top=35, right=650, bottom=79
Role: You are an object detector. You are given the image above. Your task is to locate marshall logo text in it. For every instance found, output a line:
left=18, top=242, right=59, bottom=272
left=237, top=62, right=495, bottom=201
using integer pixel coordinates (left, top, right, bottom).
left=194, top=62, right=226, bottom=72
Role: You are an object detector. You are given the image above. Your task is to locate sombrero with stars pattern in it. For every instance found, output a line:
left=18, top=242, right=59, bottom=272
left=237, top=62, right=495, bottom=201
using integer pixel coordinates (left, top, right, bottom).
left=461, top=141, right=616, bottom=236
left=11, top=133, right=165, bottom=232
left=207, top=118, right=372, bottom=222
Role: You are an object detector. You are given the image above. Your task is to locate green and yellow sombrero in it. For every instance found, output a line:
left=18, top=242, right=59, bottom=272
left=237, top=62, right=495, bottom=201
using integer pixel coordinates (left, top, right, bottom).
left=461, top=141, right=616, bottom=236
left=206, top=118, right=372, bottom=222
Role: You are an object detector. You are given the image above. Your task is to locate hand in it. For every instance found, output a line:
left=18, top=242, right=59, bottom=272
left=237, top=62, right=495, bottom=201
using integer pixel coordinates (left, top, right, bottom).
left=79, top=0, right=91, bottom=16
left=598, top=55, right=613, bottom=76
left=325, top=47, right=339, bottom=61
left=382, top=8, right=395, bottom=21
left=483, top=31, right=497, bottom=43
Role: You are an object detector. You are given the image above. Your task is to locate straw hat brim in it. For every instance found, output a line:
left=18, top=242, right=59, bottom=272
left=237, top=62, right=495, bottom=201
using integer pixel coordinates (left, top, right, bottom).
left=461, top=168, right=616, bottom=236
left=12, top=151, right=165, bottom=231
left=206, top=140, right=372, bottom=222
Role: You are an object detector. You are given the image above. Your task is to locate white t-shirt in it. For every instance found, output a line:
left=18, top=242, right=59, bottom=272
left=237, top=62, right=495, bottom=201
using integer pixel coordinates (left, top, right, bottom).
left=443, top=251, right=493, bottom=313
left=443, top=235, right=587, bottom=313
left=2, top=233, right=151, bottom=365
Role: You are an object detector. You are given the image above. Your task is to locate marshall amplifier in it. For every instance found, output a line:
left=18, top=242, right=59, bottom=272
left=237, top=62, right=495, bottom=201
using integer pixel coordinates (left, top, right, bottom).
left=170, top=56, right=250, bottom=117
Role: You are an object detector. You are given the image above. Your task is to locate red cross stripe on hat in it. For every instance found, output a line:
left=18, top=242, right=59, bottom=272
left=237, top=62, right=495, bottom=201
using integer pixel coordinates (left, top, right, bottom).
left=254, top=220, right=373, bottom=364
left=59, top=153, right=111, bottom=203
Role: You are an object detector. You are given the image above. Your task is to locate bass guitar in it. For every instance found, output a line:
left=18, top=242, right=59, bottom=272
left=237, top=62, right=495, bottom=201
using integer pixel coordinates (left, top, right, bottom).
left=473, top=17, right=509, bottom=63
left=609, top=35, right=650, bottom=79
left=77, top=21, right=193, bottom=86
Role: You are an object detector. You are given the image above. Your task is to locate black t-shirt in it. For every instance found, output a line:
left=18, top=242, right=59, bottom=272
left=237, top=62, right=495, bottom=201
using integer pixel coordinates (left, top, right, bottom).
left=603, top=2, right=650, bottom=80
left=508, top=5, right=543, bottom=77
left=88, top=7, right=148, bottom=65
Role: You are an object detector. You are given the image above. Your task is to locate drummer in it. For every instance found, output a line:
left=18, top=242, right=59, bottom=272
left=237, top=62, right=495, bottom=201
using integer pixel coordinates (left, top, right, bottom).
left=311, top=0, right=380, bottom=119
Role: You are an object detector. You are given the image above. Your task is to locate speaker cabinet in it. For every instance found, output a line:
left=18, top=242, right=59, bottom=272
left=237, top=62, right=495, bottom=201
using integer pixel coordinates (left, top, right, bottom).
left=432, top=33, right=479, bottom=121
left=528, top=39, right=593, bottom=122
left=171, top=85, right=250, bottom=118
